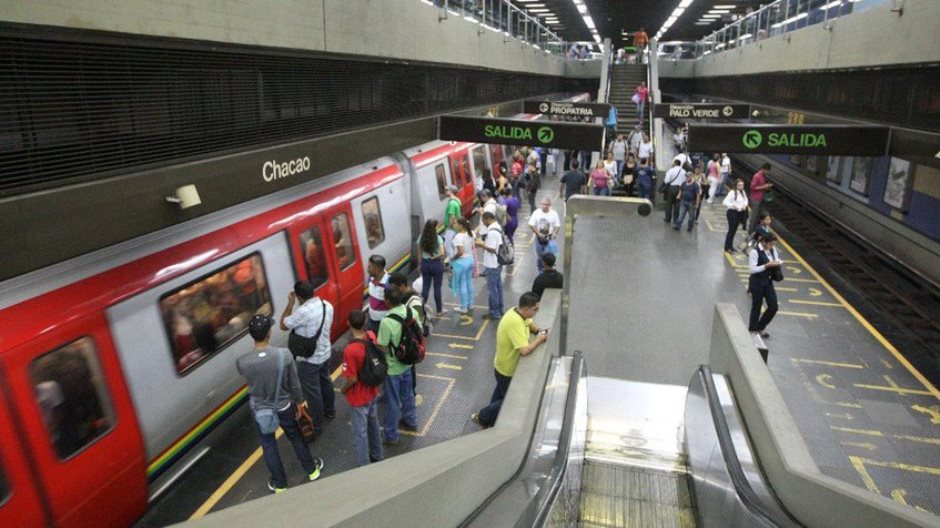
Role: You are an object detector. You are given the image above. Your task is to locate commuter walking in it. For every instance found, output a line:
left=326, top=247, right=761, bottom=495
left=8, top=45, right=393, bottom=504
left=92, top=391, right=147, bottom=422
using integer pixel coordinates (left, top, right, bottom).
left=748, top=233, right=783, bottom=340
left=471, top=293, right=549, bottom=428
left=628, top=126, right=643, bottom=157
left=528, top=198, right=561, bottom=274
left=339, top=310, right=383, bottom=467
left=476, top=212, right=504, bottom=320
left=673, top=171, right=701, bottom=232
left=500, top=187, right=521, bottom=242
left=524, top=163, right=541, bottom=213
left=531, top=253, right=564, bottom=299
left=450, top=218, right=475, bottom=314
left=443, top=185, right=462, bottom=260
left=637, top=132, right=654, bottom=163
left=693, top=164, right=707, bottom=223
left=375, top=288, right=419, bottom=444
left=723, top=179, right=749, bottom=253
left=611, top=134, right=627, bottom=180
left=366, top=255, right=391, bottom=333
left=605, top=105, right=618, bottom=140
left=718, top=153, right=732, bottom=197
left=559, top=160, right=588, bottom=202
left=280, top=280, right=335, bottom=434
left=496, top=164, right=509, bottom=194
left=633, top=82, right=649, bottom=121
left=419, top=219, right=446, bottom=317
left=237, top=315, right=323, bottom=493
left=589, top=161, right=613, bottom=196
left=481, top=168, right=497, bottom=198
left=633, top=27, right=649, bottom=53
left=623, top=153, right=637, bottom=195
left=748, top=163, right=774, bottom=234
left=706, top=154, right=721, bottom=204
left=634, top=157, right=654, bottom=200
left=604, top=152, right=618, bottom=187
left=661, top=159, right=685, bottom=224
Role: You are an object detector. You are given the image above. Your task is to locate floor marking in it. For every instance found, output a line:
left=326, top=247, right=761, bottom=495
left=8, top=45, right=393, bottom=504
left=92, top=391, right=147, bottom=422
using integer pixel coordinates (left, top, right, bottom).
left=808, top=287, right=824, bottom=297
left=447, top=342, right=474, bottom=350
left=432, top=318, right=490, bottom=341
left=331, top=365, right=343, bottom=381
left=777, top=277, right=821, bottom=283
left=911, top=405, right=940, bottom=425
left=789, top=299, right=845, bottom=308
left=400, top=374, right=456, bottom=437
left=816, top=374, right=837, bottom=389
left=775, top=286, right=798, bottom=292
left=833, top=426, right=940, bottom=446
left=459, top=315, right=474, bottom=326
left=435, top=362, right=462, bottom=371
left=841, top=441, right=876, bottom=451
left=773, top=234, right=940, bottom=402
left=826, top=412, right=854, bottom=420
left=778, top=311, right=819, bottom=319
left=891, top=488, right=929, bottom=513
left=444, top=302, right=490, bottom=310
left=723, top=252, right=747, bottom=268
left=836, top=402, right=864, bottom=409
left=505, top=254, right=526, bottom=276
left=849, top=456, right=940, bottom=496
left=426, top=352, right=468, bottom=360
left=854, top=375, right=934, bottom=397
left=190, top=429, right=284, bottom=519
left=792, top=358, right=865, bottom=369
left=786, top=265, right=803, bottom=275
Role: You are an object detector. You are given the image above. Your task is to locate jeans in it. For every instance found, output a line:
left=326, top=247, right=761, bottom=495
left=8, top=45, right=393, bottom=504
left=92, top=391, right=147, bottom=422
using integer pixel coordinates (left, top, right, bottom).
left=749, top=283, right=778, bottom=332
left=485, top=266, right=503, bottom=317
left=717, top=172, right=730, bottom=197
left=420, top=258, right=445, bottom=313
left=296, top=360, right=336, bottom=433
left=748, top=198, right=764, bottom=234
left=725, top=209, right=747, bottom=251
left=664, top=186, right=681, bottom=222
left=615, top=160, right=625, bottom=181
left=478, top=370, right=513, bottom=427
left=382, top=368, right=418, bottom=443
left=637, top=179, right=651, bottom=199
left=350, top=399, right=383, bottom=466
left=636, top=100, right=645, bottom=120
left=450, top=255, right=474, bottom=310
left=535, top=238, right=554, bottom=273
left=505, top=219, right=518, bottom=242
left=674, top=200, right=695, bottom=230
left=592, top=187, right=610, bottom=196
left=254, top=404, right=317, bottom=488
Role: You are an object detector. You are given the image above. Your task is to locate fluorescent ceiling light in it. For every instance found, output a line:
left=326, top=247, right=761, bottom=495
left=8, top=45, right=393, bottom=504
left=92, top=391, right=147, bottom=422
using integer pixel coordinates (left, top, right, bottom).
left=772, top=12, right=807, bottom=27
left=702, top=14, right=720, bottom=18
left=577, top=5, right=588, bottom=13
left=708, top=9, right=731, bottom=13
left=526, top=2, right=546, bottom=6
left=679, top=0, right=694, bottom=7
left=545, top=20, right=559, bottom=24
left=738, top=33, right=752, bottom=40
left=584, top=17, right=595, bottom=29
left=528, top=8, right=549, bottom=12
left=713, top=4, right=735, bottom=7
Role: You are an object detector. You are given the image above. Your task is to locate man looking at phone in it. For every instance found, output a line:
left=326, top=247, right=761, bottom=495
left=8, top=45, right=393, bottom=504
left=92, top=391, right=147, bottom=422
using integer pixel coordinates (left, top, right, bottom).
left=472, top=292, right=549, bottom=428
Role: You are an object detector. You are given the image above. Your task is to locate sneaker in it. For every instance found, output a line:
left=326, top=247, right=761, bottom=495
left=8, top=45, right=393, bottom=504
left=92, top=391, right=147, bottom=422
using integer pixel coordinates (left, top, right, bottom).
left=268, top=479, right=287, bottom=493
left=482, top=313, right=500, bottom=320
left=471, top=413, right=486, bottom=427
left=437, top=308, right=449, bottom=317
left=308, top=458, right=324, bottom=481
left=453, top=307, right=468, bottom=314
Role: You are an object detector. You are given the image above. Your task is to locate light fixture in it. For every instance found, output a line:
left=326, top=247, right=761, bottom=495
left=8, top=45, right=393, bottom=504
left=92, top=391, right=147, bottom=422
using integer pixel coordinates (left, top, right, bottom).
left=702, top=14, right=720, bottom=18
left=708, top=9, right=731, bottom=13
left=528, top=8, right=549, bottom=13
left=713, top=4, right=735, bottom=7
left=165, top=185, right=202, bottom=209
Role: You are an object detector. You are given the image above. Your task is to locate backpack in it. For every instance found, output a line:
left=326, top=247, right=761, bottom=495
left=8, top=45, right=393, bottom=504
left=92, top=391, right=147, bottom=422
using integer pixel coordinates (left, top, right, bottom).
left=490, top=225, right=515, bottom=266
left=387, top=306, right=426, bottom=365
left=406, top=294, right=434, bottom=338
left=354, top=337, right=387, bottom=387
left=495, top=203, right=509, bottom=227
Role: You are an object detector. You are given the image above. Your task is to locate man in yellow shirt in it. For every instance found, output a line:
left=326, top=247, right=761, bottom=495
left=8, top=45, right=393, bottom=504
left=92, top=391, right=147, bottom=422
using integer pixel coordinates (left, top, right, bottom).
left=472, top=292, right=549, bottom=427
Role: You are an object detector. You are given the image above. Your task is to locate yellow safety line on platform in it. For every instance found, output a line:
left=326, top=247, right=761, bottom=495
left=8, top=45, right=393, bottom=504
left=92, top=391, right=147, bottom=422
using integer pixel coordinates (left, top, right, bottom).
left=400, top=374, right=456, bottom=437
left=792, top=358, right=865, bottom=369
left=777, top=311, right=819, bottom=319
left=774, top=233, right=940, bottom=402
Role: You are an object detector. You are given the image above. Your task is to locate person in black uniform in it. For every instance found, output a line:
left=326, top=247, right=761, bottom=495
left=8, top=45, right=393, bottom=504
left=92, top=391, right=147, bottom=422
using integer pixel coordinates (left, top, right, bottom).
left=531, top=253, right=564, bottom=299
left=748, top=233, right=783, bottom=340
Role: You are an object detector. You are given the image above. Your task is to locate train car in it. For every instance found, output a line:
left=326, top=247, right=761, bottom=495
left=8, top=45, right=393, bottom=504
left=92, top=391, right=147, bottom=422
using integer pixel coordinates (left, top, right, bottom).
left=0, top=93, right=588, bottom=527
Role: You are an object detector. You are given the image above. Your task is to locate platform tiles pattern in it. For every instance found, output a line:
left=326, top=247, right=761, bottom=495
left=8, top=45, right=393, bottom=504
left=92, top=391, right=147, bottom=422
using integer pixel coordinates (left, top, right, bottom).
left=700, top=204, right=940, bottom=516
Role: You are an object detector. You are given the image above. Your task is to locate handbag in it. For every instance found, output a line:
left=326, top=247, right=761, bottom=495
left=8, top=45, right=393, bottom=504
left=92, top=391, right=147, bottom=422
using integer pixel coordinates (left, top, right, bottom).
left=287, top=299, right=326, bottom=358
left=253, top=350, right=285, bottom=435
left=764, top=189, right=775, bottom=203
left=631, top=93, right=640, bottom=104
left=296, top=404, right=316, bottom=443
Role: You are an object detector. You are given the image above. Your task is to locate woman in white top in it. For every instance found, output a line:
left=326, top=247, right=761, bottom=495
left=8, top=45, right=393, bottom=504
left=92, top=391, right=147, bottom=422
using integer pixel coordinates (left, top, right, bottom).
left=718, top=153, right=732, bottom=196
left=637, top=133, right=654, bottom=161
left=604, top=151, right=618, bottom=186
left=722, top=178, right=749, bottom=253
left=450, top=217, right=476, bottom=314
left=748, top=232, right=782, bottom=341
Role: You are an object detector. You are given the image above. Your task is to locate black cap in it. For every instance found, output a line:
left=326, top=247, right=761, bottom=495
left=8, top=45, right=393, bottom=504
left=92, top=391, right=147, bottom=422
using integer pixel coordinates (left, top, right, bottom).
left=248, top=314, right=274, bottom=341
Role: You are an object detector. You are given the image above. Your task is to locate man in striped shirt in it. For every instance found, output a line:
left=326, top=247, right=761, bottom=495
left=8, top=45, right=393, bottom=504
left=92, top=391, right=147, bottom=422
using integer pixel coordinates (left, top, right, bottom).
left=367, top=255, right=391, bottom=333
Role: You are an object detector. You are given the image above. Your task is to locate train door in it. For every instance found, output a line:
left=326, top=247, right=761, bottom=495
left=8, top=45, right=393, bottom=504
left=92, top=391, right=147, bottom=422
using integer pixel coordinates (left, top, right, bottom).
left=323, top=206, right=364, bottom=335
left=1, top=313, right=147, bottom=527
left=469, top=145, right=488, bottom=190
left=489, top=144, right=505, bottom=175
left=0, top=386, right=47, bottom=527
left=449, top=150, right=474, bottom=216
left=289, top=214, right=342, bottom=339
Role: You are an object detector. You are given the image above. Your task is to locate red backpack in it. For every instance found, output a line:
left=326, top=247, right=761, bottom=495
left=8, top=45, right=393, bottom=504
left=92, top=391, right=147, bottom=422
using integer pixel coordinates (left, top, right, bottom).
left=386, top=306, right=426, bottom=365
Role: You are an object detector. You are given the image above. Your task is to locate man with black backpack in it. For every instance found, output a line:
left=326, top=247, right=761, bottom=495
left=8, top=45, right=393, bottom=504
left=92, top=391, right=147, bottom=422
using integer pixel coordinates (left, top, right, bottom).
left=339, top=310, right=384, bottom=467
left=279, top=280, right=334, bottom=435
left=476, top=211, right=505, bottom=320
left=375, top=288, right=422, bottom=444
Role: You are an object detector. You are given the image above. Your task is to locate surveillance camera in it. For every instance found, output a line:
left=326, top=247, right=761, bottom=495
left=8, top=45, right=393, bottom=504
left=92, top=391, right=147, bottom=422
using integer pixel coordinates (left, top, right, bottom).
left=166, top=184, right=202, bottom=210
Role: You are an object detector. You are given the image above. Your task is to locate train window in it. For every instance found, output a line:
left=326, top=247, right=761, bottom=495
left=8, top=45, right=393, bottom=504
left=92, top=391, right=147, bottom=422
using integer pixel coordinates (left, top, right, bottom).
left=159, top=254, right=273, bottom=374
left=360, top=197, right=386, bottom=249
left=29, top=337, right=115, bottom=460
left=299, top=227, right=329, bottom=290
left=450, top=157, right=463, bottom=185
left=471, top=147, right=486, bottom=182
left=434, top=164, right=448, bottom=200
left=331, top=213, right=356, bottom=269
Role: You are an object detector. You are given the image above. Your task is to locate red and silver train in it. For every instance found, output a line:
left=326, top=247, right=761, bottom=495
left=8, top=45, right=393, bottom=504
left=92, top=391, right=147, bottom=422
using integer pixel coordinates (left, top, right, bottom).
left=0, top=94, right=589, bottom=527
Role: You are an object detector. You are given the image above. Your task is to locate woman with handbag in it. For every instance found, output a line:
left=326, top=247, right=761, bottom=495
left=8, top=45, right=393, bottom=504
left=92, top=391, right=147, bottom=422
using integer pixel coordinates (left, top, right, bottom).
left=748, top=232, right=783, bottom=340
left=722, top=179, right=749, bottom=253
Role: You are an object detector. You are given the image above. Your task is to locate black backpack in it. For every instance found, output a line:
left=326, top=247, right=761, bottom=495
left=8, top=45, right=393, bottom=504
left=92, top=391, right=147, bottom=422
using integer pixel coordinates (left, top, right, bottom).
left=387, top=306, right=426, bottom=365
left=354, top=338, right=387, bottom=387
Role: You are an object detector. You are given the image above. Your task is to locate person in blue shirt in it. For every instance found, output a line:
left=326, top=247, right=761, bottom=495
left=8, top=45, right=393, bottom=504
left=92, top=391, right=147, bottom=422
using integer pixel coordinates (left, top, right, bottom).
left=605, top=106, right=618, bottom=142
left=634, top=157, right=654, bottom=199
left=673, top=171, right=702, bottom=232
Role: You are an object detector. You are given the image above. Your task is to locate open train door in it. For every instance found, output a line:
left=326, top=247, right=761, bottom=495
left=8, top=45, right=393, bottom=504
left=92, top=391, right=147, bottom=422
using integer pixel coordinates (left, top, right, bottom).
left=323, top=205, right=366, bottom=337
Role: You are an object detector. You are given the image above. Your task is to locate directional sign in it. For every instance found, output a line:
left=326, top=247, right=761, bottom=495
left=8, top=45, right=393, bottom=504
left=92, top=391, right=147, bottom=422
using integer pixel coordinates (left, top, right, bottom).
left=439, top=116, right=604, bottom=151
left=687, top=124, right=890, bottom=155
left=653, top=103, right=750, bottom=120
left=523, top=100, right=611, bottom=119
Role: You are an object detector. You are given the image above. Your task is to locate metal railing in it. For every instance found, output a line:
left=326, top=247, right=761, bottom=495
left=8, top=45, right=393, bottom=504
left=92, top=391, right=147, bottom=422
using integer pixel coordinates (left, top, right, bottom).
left=419, top=0, right=599, bottom=59
left=660, top=0, right=891, bottom=60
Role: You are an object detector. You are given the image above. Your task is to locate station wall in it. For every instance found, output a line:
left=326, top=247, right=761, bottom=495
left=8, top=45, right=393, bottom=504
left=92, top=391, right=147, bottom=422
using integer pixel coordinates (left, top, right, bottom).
left=1, top=0, right=567, bottom=76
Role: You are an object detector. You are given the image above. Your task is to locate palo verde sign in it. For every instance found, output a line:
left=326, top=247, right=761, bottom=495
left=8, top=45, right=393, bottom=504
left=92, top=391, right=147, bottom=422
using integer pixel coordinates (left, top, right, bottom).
left=687, top=124, right=890, bottom=155
left=653, top=103, right=750, bottom=120
left=522, top=100, right=611, bottom=119
left=439, top=116, right=604, bottom=150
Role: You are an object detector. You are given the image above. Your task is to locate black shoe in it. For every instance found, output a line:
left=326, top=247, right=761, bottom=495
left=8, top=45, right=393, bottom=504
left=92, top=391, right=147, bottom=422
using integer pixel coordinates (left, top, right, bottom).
left=672, top=225, right=680, bottom=230
left=324, top=412, right=336, bottom=420
left=399, top=420, right=418, bottom=431
left=369, top=455, right=383, bottom=463
left=268, top=479, right=287, bottom=493
left=687, top=227, right=693, bottom=232
left=482, top=313, right=500, bottom=320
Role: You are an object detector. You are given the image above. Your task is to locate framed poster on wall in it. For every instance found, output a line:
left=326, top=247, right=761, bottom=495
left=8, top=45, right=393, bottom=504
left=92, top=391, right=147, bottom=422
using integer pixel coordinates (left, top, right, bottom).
left=806, top=155, right=819, bottom=175
left=883, top=157, right=913, bottom=211
left=850, top=157, right=872, bottom=195
left=826, top=156, right=842, bottom=184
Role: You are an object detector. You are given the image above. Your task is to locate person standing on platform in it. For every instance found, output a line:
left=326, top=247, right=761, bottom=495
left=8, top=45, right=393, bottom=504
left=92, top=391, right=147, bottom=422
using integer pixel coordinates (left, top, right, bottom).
left=673, top=170, right=701, bottom=232
left=375, top=288, right=419, bottom=444
left=418, top=219, right=446, bottom=317
left=443, top=185, right=462, bottom=260
left=748, top=233, right=782, bottom=339
left=237, top=315, right=323, bottom=493
left=605, top=106, right=618, bottom=141
left=559, top=160, right=588, bottom=202
left=723, top=179, right=750, bottom=253
left=500, top=187, right=521, bottom=242
left=367, top=255, right=391, bottom=333
left=279, top=280, right=335, bottom=434
left=718, top=153, right=732, bottom=197
left=706, top=154, right=721, bottom=204
left=475, top=211, right=505, bottom=320
left=531, top=253, right=564, bottom=299
left=693, top=163, right=708, bottom=224
left=471, top=293, right=549, bottom=428
left=525, top=163, right=541, bottom=213
left=479, top=189, right=498, bottom=218
left=529, top=198, right=561, bottom=274
left=748, top=163, right=774, bottom=234
left=450, top=218, right=476, bottom=315
left=635, top=157, right=654, bottom=199
left=339, top=310, right=383, bottom=467
left=661, top=159, right=685, bottom=224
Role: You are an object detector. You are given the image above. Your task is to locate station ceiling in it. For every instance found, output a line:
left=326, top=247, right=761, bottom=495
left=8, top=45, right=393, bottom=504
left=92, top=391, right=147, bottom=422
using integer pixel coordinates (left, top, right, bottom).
left=511, top=0, right=765, bottom=45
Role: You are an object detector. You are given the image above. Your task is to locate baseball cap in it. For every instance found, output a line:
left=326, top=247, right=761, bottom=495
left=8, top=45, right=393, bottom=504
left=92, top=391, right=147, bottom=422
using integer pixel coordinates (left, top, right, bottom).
left=248, top=314, right=274, bottom=340
left=447, top=184, right=459, bottom=193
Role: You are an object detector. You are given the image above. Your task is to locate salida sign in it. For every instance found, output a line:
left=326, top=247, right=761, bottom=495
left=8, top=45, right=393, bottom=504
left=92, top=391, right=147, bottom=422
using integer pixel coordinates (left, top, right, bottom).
left=653, top=103, right=750, bottom=120
left=687, top=124, right=890, bottom=155
left=522, top=100, right=611, bottom=118
left=439, top=116, right=604, bottom=150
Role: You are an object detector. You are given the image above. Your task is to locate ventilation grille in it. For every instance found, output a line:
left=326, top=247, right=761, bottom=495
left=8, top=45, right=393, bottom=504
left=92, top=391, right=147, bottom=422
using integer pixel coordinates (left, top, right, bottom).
left=0, top=29, right=564, bottom=196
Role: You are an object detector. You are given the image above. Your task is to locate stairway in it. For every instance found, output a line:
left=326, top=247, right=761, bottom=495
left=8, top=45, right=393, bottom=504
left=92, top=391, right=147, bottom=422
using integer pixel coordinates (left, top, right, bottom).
left=607, top=63, right=649, bottom=134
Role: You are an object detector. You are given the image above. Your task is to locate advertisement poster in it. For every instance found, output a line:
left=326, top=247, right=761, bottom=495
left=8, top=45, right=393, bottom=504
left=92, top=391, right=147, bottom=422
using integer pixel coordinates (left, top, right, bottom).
left=826, top=156, right=842, bottom=183
left=883, top=157, right=912, bottom=210
left=850, top=157, right=872, bottom=195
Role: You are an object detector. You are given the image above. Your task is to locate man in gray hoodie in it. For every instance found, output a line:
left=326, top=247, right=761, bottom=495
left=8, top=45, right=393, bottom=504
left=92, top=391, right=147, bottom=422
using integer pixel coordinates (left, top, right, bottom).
left=237, top=314, right=324, bottom=493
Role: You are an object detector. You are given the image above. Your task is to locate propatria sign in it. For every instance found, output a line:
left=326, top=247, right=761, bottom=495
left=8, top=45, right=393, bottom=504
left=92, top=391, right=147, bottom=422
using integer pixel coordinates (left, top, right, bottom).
left=262, top=156, right=311, bottom=182
left=439, top=116, right=604, bottom=151
left=522, top=100, right=612, bottom=118
left=652, top=103, right=750, bottom=120
left=687, top=124, right=890, bottom=155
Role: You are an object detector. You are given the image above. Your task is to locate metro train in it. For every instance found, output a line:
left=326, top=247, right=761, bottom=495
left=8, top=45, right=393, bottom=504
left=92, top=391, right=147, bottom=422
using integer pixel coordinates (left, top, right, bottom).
left=0, top=93, right=590, bottom=527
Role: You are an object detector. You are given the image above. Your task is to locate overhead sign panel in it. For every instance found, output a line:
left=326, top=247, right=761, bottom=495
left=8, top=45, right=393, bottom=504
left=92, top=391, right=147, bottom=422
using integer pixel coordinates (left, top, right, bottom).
left=522, top=100, right=611, bottom=119
left=653, top=103, right=750, bottom=120
left=687, top=124, right=890, bottom=155
left=439, top=116, right=604, bottom=151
